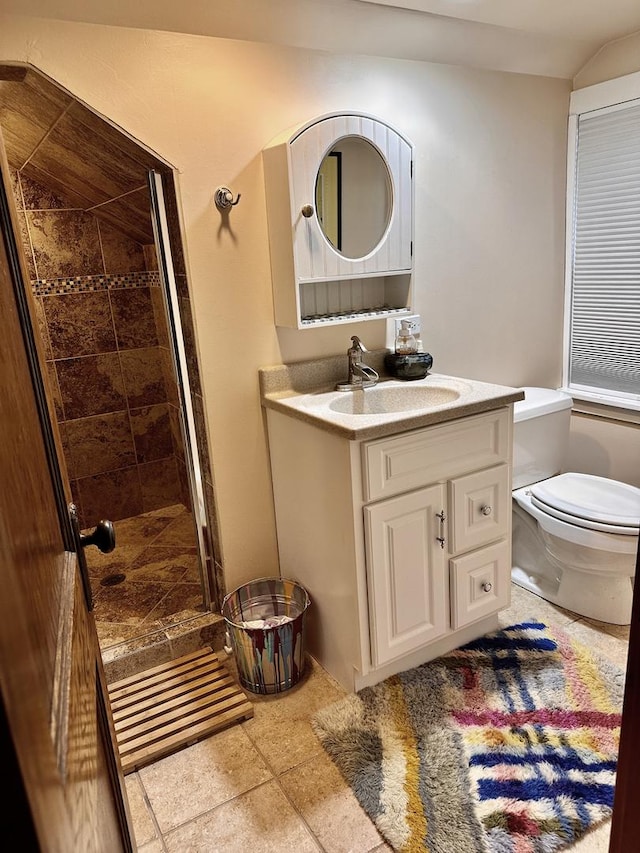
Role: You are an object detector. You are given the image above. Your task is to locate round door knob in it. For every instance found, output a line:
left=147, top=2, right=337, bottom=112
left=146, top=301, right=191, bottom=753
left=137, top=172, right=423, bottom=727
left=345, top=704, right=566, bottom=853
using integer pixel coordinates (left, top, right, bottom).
left=80, top=520, right=116, bottom=554
left=481, top=505, right=492, bottom=516
left=301, top=204, right=314, bottom=218
left=482, top=581, right=493, bottom=593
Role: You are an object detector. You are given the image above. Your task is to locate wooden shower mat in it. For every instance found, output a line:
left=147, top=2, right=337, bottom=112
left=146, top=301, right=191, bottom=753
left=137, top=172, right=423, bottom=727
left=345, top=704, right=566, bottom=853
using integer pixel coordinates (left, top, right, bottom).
left=108, top=647, right=254, bottom=774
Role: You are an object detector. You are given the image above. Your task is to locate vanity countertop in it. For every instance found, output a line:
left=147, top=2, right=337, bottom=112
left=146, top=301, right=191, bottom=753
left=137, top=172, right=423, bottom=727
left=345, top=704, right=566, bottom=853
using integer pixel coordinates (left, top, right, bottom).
left=259, top=354, right=525, bottom=441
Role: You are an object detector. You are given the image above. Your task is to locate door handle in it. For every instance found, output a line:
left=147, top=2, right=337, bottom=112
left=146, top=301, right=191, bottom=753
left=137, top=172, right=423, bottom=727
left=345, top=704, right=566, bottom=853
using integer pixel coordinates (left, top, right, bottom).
left=80, top=520, right=116, bottom=554
left=68, top=504, right=116, bottom=611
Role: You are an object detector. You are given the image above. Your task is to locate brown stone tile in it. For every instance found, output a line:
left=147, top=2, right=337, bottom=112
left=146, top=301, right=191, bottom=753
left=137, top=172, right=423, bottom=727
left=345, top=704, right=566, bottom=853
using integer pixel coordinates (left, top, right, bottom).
left=30, top=296, right=52, bottom=358
left=178, top=297, right=202, bottom=396
left=8, top=166, right=22, bottom=208
left=110, top=287, right=158, bottom=349
left=151, top=512, right=198, bottom=548
left=56, top=353, right=126, bottom=419
left=177, top=458, right=192, bottom=511
left=77, top=466, right=143, bottom=527
left=110, top=514, right=174, bottom=549
left=84, top=542, right=147, bottom=582
left=98, top=221, right=146, bottom=274
left=204, top=479, right=221, bottom=567
left=160, top=172, right=186, bottom=276
left=150, top=286, right=170, bottom=348
left=43, top=291, right=117, bottom=358
left=129, top=542, right=198, bottom=583
left=167, top=404, right=185, bottom=459
left=120, top=347, right=167, bottom=408
left=139, top=457, right=182, bottom=512
left=18, top=171, right=69, bottom=210
left=145, top=582, right=203, bottom=621
left=91, top=578, right=170, bottom=625
left=65, top=411, right=136, bottom=478
left=27, top=209, right=103, bottom=278
left=54, top=421, right=74, bottom=480
left=15, top=209, right=37, bottom=280
left=130, top=404, right=173, bottom=464
left=158, top=347, right=179, bottom=407
left=44, top=360, right=64, bottom=419
left=143, top=244, right=158, bottom=271
left=174, top=273, right=190, bottom=300
left=191, top=392, right=212, bottom=484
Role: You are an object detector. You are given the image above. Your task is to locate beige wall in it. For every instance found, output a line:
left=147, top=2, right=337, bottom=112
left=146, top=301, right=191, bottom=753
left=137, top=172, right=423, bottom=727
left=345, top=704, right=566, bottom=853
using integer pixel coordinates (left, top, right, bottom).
left=1, top=14, right=572, bottom=591
left=573, top=31, right=640, bottom=90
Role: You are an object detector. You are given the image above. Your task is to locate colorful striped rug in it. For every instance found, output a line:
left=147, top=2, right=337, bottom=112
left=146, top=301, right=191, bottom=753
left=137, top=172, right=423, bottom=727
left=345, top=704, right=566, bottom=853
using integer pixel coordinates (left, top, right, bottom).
left=312, top=622, right=624, bottom=853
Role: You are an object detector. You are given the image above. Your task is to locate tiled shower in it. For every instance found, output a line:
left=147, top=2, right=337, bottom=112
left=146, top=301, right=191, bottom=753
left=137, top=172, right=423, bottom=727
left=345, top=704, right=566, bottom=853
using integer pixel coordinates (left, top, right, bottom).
left=1, top=65, right=224, bottom=677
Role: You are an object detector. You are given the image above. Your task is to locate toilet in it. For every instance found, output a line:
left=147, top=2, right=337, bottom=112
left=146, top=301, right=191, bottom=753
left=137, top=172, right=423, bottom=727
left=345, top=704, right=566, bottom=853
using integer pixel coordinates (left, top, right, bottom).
left=511, top=386, right=640, bottom=625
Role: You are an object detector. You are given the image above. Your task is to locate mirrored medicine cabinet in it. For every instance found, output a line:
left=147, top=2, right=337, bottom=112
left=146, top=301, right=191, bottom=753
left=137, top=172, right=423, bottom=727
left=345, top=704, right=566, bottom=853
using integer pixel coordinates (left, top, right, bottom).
left=262, top=113, right=414, bottom=329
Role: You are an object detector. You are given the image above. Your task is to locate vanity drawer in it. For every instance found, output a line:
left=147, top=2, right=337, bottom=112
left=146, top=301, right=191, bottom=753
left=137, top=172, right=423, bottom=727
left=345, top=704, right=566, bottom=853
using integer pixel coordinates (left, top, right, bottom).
left=448, top=463, right=510, bottom=555
left=449, top=539, right=510, bottom=630
left=363, top=408, right=511, bottom=502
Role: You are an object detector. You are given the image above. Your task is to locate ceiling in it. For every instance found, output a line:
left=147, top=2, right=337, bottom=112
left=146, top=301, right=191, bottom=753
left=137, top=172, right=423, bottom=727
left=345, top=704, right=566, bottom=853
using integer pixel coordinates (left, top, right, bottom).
left=2, top=0, right=640, bottom=79
left=0, top=66, right=160, bottom=243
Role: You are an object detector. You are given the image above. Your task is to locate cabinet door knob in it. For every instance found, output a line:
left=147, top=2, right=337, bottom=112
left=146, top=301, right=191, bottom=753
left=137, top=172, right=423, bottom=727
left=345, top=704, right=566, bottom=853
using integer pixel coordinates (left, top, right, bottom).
left=482, top=581, right=493, bottom=593
left=301, top=204, right=314, bottom=218
left=481, top=505, right=492, bottom=516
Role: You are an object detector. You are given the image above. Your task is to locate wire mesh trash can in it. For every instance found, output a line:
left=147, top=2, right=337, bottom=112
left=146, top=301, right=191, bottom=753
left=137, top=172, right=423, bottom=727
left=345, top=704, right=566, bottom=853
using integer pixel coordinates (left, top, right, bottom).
left=221, top=577, right=311, bottom=694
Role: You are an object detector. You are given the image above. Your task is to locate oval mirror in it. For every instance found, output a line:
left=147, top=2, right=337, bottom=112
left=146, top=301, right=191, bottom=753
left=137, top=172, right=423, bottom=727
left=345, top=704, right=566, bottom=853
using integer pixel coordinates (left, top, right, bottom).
left=314, top=136, right=392, bottom=259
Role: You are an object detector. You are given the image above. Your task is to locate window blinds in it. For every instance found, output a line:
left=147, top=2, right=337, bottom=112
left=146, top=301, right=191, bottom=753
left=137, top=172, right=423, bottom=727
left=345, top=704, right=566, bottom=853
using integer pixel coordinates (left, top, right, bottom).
left=569, top=99, right=640, bottom=400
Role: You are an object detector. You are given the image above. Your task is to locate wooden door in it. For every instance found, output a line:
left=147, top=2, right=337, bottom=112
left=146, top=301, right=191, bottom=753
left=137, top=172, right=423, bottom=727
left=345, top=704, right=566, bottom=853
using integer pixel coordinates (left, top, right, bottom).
left=0, top=140, right=134, bottom=850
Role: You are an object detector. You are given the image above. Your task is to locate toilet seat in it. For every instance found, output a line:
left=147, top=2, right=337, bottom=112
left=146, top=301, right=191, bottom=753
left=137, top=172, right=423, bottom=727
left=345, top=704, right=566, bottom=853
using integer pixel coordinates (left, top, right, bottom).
left=529, top=473, right=640, bottom=535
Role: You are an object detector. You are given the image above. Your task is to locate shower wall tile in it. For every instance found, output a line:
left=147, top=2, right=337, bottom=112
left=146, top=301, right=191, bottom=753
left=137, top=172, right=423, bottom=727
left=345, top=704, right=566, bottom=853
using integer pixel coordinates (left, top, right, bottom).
left=32, top=296, right=53, bottom=359
left=159, top=347, right=180, bottom=407
left=15, top=209, right=37, bottom=280
left=139, top=457, right=181, bottom=513
left=120, top=347, right=167, bottom=408
left=56, top=421, right=75, bottom=481
left=178, top=297, right=202, bottom=396
left=150, top=286, right=170, bottom=349
left=45, top=361, right=64, bottom=420
left=191, top=392, right=212, bottom=486
left=177, top=457, right=192, bottom=511
left=143, top=243, right=159, bottom=271
left=130, top=404, right=173, bottom=464
left=27, top=209, right=103, bottom=278
left=43, top=291, right=117, bottom=358
left=56, top=352, right=126, bottom=419
left=66, top=411, right=136, bottom=478
left=77, top=466, right=144, bottom=527
left=99, top=220, right=146, bottom=274
left=19, top=172, right=69, bottom=210
left=168, top=403, right=185, bottom=460
left=110, top=287, right=158, bottom=349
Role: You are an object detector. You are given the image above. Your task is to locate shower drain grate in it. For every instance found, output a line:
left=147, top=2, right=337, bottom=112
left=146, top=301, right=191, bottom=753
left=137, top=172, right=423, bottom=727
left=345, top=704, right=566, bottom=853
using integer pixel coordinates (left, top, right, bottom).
left=107, top=648, right=253, bottom=774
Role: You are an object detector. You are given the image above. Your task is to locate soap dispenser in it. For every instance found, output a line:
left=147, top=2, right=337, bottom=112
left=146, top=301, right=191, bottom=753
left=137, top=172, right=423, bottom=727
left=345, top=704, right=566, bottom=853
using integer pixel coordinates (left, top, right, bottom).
left=395, top=320, right=418, bottom=354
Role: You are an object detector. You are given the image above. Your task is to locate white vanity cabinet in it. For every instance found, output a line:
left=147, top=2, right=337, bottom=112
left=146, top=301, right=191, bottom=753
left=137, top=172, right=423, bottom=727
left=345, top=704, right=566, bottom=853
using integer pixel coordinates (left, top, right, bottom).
left=265, top=402, right=513, bottom=693
left=262, top=113, right=414, bottom=329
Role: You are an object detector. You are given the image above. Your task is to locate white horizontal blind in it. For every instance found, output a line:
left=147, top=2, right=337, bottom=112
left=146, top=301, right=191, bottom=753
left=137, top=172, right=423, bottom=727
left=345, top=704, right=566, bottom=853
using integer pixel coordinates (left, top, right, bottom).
left=569, top=99, right=640, bottom=401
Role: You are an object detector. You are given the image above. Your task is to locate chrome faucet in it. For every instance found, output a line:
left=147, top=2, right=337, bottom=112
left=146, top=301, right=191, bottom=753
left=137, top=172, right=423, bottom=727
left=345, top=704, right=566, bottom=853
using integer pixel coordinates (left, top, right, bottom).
left=336, top=336, right=379, bottom=391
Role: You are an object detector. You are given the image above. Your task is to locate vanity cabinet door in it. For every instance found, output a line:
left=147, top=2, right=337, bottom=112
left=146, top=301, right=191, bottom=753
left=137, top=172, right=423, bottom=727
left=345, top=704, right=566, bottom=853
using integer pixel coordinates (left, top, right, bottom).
left=448, top=463, right=510, bottom=554
left=449, top=540, right=511, bottom=629
left=364, top=483, right=447, bottom=667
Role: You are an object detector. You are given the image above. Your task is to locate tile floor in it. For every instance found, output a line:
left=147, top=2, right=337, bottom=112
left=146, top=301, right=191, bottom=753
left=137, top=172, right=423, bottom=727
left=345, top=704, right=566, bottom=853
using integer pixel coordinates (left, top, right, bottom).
left=85, top=504, right=205, bottom=651
left=122, top=584, right=630, bottom=853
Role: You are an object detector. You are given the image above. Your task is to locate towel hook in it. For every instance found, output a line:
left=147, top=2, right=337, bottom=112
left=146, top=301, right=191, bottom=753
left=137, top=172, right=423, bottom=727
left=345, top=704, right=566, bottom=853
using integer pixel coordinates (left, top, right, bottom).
left=214, top=186, right=241, bottom=211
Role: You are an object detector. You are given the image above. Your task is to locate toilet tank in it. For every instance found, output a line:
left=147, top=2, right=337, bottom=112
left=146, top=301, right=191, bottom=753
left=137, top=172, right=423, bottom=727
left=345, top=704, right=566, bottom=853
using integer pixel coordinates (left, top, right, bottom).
left=512, top=387, right=573, bottom=489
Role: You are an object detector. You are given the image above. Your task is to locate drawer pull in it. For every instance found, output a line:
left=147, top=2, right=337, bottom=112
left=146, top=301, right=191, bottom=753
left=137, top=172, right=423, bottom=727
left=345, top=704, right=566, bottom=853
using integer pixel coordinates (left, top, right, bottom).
left=482, top=581, right=493, bottom=593
left=436, top=510, right=446, bottom=549
left=481, top=505, right=492, bottom=516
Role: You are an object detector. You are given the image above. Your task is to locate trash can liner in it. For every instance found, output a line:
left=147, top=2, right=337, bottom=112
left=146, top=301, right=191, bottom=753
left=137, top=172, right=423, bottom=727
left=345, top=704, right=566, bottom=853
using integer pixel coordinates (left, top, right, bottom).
left=221, top=577, right=310, bottom=694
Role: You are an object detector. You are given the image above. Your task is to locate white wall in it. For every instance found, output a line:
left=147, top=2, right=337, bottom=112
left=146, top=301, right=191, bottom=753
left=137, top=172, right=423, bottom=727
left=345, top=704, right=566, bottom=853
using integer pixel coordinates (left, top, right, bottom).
left=573, top=31, right=640, bottom=90
left=0, top=14, right=571, bottom=591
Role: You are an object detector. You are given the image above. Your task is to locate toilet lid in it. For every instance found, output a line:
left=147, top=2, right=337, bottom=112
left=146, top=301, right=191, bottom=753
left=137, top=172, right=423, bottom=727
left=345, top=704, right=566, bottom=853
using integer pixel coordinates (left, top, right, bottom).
left=530, top=473, right=640, bottom=534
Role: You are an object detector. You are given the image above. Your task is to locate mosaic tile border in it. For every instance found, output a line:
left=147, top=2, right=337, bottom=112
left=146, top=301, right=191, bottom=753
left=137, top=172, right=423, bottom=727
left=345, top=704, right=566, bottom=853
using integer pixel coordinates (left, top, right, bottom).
left=33, top=271, right=161, bottom=297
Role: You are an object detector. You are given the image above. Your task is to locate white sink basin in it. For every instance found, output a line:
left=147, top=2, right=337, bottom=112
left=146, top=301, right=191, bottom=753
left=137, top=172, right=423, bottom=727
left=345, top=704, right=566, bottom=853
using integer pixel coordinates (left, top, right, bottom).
left=329, top=384, right=460, bottom=415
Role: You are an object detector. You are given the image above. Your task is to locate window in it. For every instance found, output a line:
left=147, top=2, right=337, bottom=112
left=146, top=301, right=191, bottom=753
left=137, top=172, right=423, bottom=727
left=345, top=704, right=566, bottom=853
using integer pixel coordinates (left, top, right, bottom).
left=564, top=73, right=640, bottom=411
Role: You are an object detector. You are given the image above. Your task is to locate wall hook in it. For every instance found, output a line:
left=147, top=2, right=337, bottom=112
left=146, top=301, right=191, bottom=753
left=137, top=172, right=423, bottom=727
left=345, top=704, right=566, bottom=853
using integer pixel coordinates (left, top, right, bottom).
left=214, top=186, right=241, bottom=211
